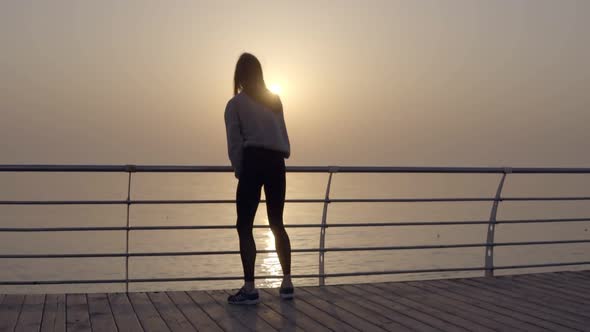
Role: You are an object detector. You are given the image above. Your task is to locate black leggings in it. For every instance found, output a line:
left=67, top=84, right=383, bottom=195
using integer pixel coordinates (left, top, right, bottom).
left=236, top=147, right=291, bottom=282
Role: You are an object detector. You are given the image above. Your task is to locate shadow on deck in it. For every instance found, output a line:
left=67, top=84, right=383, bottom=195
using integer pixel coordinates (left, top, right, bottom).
left=1, top=270, right=589, bottom=331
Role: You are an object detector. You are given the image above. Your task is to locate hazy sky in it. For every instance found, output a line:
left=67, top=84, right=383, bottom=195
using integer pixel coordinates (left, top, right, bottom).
left=1, top=0, right=589, bottom=167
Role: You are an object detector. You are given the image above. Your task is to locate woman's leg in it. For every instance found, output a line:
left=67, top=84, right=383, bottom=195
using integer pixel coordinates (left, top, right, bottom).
left=264, top=160, right=292, bottom=279
left=236, top=173, right=262, bottom=287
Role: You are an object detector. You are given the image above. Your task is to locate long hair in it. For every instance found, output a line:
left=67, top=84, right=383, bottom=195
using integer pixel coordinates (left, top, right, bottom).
left=234, top=53, right=265, bottom=96
left=233, top=53, right=281, bottom=112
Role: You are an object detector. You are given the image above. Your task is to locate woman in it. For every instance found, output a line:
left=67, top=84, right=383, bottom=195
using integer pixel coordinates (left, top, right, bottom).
left=224, top=53, right=293, bottom=304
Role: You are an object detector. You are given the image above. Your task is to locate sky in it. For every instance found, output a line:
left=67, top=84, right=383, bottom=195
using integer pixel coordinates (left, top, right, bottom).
left=1, top=0, right=589, bottom=167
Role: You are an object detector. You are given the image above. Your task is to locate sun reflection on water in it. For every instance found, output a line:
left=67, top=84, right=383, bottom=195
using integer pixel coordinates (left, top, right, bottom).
left=260, top=225, right=282, bottom=288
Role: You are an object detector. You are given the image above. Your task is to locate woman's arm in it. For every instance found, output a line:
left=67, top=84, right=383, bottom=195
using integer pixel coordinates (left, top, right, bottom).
left=224, top=100, right=243, bottom=178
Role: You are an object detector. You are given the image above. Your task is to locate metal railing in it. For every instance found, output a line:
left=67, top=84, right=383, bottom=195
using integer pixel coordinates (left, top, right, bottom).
left=1, top=165, right=590, bottom=291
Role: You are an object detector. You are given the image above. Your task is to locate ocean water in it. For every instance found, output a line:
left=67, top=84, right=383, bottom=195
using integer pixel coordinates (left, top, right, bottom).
left=0, top=171, right=589, bottom=294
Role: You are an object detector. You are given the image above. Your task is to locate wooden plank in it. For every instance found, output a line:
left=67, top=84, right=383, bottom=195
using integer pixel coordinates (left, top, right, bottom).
left=373, top=282, right=502, bottom=332
left=15, top=294, right=45, bottom=332
left=41, top=294, right=66, bottom=332
left=434, top=278, right=570, bottom=331
left=511, top=273, right=590, bottom=300
left=543, top=271, right=589, bottom=281
left=206, top=289, right=276, bottom=332
left=557, top=272, right=590, bottom=288
left=295, top=287, right=388, bottom=332
left=106, top=293, right=143, bottom=332
left=221, top=289, right=304, bottom=332
left=187, top=290, right=249, bottom=332
left=167, top=292, right=223, bottom=332
left=359, top=283, right=487, bottom=332
left=381, top=282, right=527, bottom=332
left=302, top=286, right=412, bottom=331
left=516, top=274, right=590, bottom=302
left=563, top=271, right=590, bottom=278
left=435, top=279, right=584, bottom=331
left=464, top=280, right=588, bottom=321
left=461, top=278, right=590, bottom=328
left=254, top=289, right=330, bottom=332
left=263, top=287, right=358, bottom=332
left=402, top=280, right=540, bottom=331
left=66, top=294, right=91, bottom=332
left=570, top=270, right=590, bottom=279
left=0, top=295, right=25, bottom=332
left=469, top=277, right=590, bottom=319
left=458, top=277, right=588, bottom=326
left=550, top=272, right=590, bottom=287
left=538, top=272, right=590, bottom=292
left=341, top=283, right=462, bottom=332
left=127, top=292, right=170, bottom=332
left=87, top=294, right=118, bottom=332
left=327, top=284, right=439, bottom=332
left=147, top=292, right=196, bottom=332
left=425, top=278, right=557, bottom=331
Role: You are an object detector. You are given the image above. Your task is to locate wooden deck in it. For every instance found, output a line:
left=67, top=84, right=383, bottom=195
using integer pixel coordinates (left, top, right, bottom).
left=1, top=271, right=589, bottom=332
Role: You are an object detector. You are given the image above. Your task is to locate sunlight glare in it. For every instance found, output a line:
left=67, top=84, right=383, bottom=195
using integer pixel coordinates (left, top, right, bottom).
left=261, top=227, right=282, bottom=288
left=269, top=83, right=282, bottom=95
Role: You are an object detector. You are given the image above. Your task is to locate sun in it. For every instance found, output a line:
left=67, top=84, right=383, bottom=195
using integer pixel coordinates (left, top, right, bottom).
left=268, top=83, right=282, bottom=95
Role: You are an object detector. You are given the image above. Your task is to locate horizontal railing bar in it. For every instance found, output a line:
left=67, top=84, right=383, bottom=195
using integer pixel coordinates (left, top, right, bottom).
left=4, top=196, right=590, bottom=206
left=0, top=249, right=318, bottom=258
left=0, top=227, right=129, bottom=232
left=503, top=197, right=590, bottom=201
left=2, top=261, right=588, bottom=285
left=126, top=269, right=488, bottom=283
left=333, top=218, right=590, bottom=226
left=321, top=239, right=590, bottom=251
left=0, top=279, right=129, bottom=285
left=0, top=201, right=127, bottom=205
left=0, top=246, right=475, bottom=258
left=497, top=217, right=590, bottom=224
left=0, top=221, right=490, bottom=232
left=0, top=199, right=324, bottom=205
left=0, top=198, right=502, bottom=205
left=3, top=240, right=589, bottom=258
left=330, top=198, right=495, bottom=203
left=493, top=261, right=590, bottom=269
left=333, top=197, right=590, bottom=202
left=132, top=199, right=326, bottom=204
left=0, top=165, right=236, bottom=173
left=0, top=253, right=127, bottom=258
left=2, top=164, right=590, bottom=173
left=0, top=225, right=319, bottom=232
left=327, top=221, right=488, bottom=226
left=3, top=218, right=589, bottom=232
left=493, top=239, right=590, bottom=246
left=129, top=222, right=487, bottom=229
left=326, top=244, right=485, bottom=251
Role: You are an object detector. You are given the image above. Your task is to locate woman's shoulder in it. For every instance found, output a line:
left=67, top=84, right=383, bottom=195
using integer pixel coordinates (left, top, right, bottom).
left=225, top=93, right=244, bottom=111
left=226, top=93, right=239, bottom=105
left=265, top=92, right=283, bottom=113
left=231, top=91, right=282, bottom=112
left=270, top=93, right=282, bottom=106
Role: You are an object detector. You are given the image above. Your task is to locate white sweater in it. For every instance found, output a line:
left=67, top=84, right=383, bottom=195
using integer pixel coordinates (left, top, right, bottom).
left=224, top=92, right=291, bottom=177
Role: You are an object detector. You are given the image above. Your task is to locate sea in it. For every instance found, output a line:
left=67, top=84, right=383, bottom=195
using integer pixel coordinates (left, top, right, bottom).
left=1, top=171, right=589, bottom=294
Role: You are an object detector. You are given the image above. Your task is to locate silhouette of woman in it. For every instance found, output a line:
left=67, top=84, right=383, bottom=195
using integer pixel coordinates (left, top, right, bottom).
left=224, top=53, right=293, bottom=304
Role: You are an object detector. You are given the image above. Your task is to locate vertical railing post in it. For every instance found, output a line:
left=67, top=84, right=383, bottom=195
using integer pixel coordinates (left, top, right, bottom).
left=319, top=167, right=337, bottom=286
left=124, top=165, right=136, bottom=292
left=485, top=167, right=510, bottom=277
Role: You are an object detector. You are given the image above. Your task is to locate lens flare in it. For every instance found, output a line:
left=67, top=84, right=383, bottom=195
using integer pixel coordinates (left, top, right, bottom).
left=269, top=84, right=282, bottom=95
